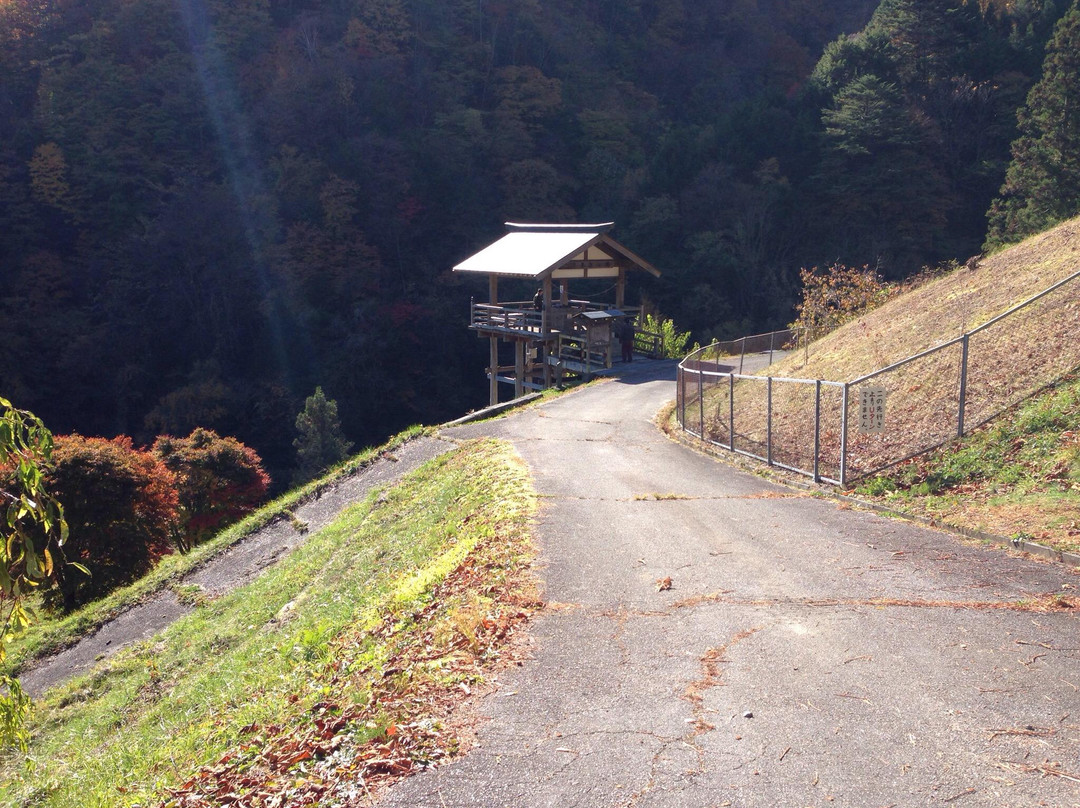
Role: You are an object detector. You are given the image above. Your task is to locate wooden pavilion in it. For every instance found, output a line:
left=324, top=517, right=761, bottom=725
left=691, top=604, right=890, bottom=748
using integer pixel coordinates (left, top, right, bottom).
left=454, top=222, right=662, bottom=405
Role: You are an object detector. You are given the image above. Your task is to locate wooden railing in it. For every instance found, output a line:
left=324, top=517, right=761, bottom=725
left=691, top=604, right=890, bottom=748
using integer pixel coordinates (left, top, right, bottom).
left=470, top=302, right=545, bottom=335
left=633, top=329, right=664, bottom=359
left=470, top=300, right=645, bottom=339
left=553, top=332, right=610, bottom=377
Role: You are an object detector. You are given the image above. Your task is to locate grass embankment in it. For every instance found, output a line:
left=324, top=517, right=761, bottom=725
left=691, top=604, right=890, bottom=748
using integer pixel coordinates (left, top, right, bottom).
left=1, top=439, right=538, bottom=807
left=4, top=427, right=428, bottom=674
left=856, top=373, right=1080, bottom=555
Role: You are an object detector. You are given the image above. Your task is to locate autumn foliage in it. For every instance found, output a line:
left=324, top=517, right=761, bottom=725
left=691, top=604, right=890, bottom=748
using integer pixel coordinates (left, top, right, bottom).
left=153, top=428, right=271, bottom=549
left=45, top=435, right=180, bottom=610
left=789, top=263, right=895, bottom=343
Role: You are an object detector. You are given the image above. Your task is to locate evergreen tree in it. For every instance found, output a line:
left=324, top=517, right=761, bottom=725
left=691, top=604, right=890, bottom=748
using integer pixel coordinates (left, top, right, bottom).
left=293, top=387, right=353, bottom=484
left=986, top=3, right=1080, bottom=247
left=813, top=74, right=950, bottom=272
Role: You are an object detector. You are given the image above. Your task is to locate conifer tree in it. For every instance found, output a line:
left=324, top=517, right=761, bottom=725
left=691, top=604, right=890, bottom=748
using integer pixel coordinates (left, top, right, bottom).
left=293, top=387, right=353, bottom=484
left=814, top=74, right=949, bottom=270
left=986, top=3, right=1080, bottom=248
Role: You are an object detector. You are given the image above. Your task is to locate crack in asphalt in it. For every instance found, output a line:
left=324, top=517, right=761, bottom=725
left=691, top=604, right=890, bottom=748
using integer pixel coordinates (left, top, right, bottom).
left=535, top=415, right=617, bottom=426
left=524, top=436, right=617, bottom=444
left=536, top=494, right=803, bottom=503
left=669, top=592, right=1080, bottom=614
left=549, top=728, right=680, bottom=744
left=509, top=727, right=690, bottom=808
left=537, top=591, right=1080, bottom=635
left=680, top=629, right=763, bottom=773
left=545, top=591, right=1080, bottom=625
left=619, top=736, right=685, bottom=808
left=610, top=608, right=633, bottom=667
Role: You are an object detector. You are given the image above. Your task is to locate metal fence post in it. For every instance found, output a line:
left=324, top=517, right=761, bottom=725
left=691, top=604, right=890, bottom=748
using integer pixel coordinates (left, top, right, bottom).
left=813, top=380, right=821, bottom=483
left=957, top=333, right=969, bottom=438
left=840, top=383, right=849, bottom=487
left=766, top=376, right=773, bottom=466
left=677, top=366, right=683, bottom=428
left=698, top=367, right=704, bottom=438
left=728, top=373, right=735, bottom=451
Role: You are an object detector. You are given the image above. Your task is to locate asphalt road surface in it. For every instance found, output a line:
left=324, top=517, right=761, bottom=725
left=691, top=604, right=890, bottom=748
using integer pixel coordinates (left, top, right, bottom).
left=380, top=358, right=1080, bottom=808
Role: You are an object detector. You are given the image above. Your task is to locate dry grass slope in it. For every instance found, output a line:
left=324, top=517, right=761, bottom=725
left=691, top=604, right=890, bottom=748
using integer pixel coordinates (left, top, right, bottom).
left=778, top=216, right=1080, bottom=383
left=691, top=216, right=1080, bottom=483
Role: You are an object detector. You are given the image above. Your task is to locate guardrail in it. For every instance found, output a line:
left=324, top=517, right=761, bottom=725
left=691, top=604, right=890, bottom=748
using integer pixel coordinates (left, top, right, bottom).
left=678, top=266, right=1080, bottom=486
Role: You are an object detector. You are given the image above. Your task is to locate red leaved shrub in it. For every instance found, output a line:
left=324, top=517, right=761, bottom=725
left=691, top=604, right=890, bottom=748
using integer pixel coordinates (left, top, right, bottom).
left=45, top=435, right=179, bottom=611
left=152, top=428, right=270, bottom=549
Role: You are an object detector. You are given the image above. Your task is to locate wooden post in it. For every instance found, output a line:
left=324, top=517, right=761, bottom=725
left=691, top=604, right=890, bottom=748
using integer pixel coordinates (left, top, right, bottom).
left=489, top=336, right=499, bottom=406
left=542, top=276, right=553, bottom=342
left=489, top=275, right=498, bottom=305
left=616, top=267, right=625, bottom=309
left=514, top=340, right=525, bottom=399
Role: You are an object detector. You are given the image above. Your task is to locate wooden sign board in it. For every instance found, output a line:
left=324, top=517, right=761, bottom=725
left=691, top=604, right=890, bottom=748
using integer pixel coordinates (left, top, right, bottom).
left=859, top=385, right=886, bottom=434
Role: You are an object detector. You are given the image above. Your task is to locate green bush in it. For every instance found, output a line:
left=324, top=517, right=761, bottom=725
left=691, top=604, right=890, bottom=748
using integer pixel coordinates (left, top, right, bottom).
left=643, top=313, right=695, bottom=359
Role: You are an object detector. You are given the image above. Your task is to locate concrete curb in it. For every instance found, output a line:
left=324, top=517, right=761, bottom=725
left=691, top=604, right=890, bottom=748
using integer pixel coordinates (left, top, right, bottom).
left=444, top=392, right=544, bottom=426
left=668, top=423, right=1080, bottom=569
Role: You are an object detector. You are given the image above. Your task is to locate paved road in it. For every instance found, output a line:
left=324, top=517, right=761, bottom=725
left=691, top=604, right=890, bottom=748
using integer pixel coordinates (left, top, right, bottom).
left=381, top=359, right=1080, bottom=807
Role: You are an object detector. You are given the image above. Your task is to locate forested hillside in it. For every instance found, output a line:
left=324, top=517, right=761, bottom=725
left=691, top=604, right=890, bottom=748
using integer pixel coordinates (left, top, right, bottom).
left=0, top=0, right=1073, bottom=481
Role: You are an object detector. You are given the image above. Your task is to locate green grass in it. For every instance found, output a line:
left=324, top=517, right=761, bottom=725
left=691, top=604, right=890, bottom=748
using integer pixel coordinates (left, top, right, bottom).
left=3, top=426, right=429, bottom=674
left=854, top=374, right=1080, bottom=552
left=0, top=438, right=535, bottom=807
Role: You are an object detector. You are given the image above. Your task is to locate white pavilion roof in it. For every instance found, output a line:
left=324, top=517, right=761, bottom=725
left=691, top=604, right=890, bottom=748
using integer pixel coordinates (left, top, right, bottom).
left=453, top=223, right=659, bottom=280
left=454, top=231, right=600, bottom=278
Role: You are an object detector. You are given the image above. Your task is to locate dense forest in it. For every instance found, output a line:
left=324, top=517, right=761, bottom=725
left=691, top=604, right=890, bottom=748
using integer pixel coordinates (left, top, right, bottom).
left=2, top=0, right=1077, bottom=483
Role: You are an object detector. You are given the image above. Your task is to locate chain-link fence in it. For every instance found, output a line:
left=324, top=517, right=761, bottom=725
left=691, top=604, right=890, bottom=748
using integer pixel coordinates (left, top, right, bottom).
left=711, top=328, right=801, bottom=373
left=678, top=268, right=1080, bottom=486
